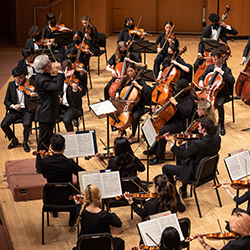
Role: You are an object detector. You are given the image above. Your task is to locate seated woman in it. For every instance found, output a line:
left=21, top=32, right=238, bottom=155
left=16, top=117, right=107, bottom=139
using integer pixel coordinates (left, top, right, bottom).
left=74, top=184, right=124, bottom=250
left=107, top=137, right=145, bottom=177
left=124, top=174, right=185, bottom=221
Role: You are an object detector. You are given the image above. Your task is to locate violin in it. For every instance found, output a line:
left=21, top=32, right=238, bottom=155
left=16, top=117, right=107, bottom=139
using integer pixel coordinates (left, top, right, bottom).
left=155, top=133, right=201, bottom=141
left=72, top=60, right=87, bottom=74
left=152, top=46, right=187, bottom=106
left=108, top=65, right=147, bottom=130
left=69, top=195, right=84, bottom=204
left=65, top=75, right=83, bottom=91
left=32, top=150, right=53, bottom=157
left=75, top=41, right=92, bottom=55
left=129, top=27, right=151, bottom=37
left=185, top=232, right=238, bottom=242
left=84, top=152, right=115, bottom=160
left=212, top=179, right=250, bottom=190
left=116, top=193, right=157, bottom=200
left=131, top=246, right=159, bottom=250
left=165, top=32, right=176, bottom=45
left=51, top=23, right=73, bottom=32
left=36, top=39, right=56, bottom=47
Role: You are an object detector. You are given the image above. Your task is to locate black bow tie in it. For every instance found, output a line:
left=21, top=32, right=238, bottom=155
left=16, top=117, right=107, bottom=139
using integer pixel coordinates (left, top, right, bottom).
left=211, top=24, right=220, bottom=30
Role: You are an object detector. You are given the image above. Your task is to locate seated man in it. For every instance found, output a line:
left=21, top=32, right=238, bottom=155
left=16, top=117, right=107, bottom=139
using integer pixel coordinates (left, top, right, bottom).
left=17, top=46, right=36, bottom=76
left=162, top=117, right=221, bottom=199
left=41, top=134, right=85, bottom=225
left=1, top=67, right=35, bottom=152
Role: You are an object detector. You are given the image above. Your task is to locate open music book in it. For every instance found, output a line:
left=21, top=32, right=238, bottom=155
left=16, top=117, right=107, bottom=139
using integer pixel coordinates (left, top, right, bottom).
left=78, top=170, right=122, bottom=199
left=141, top=116, right=157, bottom=148
left=137, top=213, right=184, bottom=246
left=59, top=130, right=97, bottom=158
left=224, top=149, right=250, bottom=180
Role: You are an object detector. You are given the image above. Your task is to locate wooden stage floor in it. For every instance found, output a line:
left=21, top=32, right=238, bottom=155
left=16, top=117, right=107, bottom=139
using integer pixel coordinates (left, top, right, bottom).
left=0, top=34, right=250, bottom=250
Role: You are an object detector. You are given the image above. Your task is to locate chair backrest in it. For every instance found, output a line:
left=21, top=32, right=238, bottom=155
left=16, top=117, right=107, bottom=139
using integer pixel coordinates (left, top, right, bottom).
left=121, top=177, right=142, bottom=193
left=179, top=217, right=191, bottom=248
left=195, top=155, right=219, bottom=187
left=43, top=182, right=75, bottom=206
left=97, top=32, right=106, bottom=48
left=77, top=233, right=114, bottom=250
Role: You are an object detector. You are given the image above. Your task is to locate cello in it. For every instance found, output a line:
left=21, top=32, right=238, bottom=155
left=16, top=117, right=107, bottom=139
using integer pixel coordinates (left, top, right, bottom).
left=152, top=46, right=187, bottom=106
left=109, top=65, right=147, bottom=130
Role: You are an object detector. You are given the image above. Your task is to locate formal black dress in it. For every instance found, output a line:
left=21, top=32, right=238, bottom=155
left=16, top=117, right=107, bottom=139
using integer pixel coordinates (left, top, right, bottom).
left=233, top=188, right=250, bottom=214
left=82, top=25, right=100, bottom=56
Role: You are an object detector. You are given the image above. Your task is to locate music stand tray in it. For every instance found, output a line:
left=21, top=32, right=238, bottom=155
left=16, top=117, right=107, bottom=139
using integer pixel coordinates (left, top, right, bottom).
left=34, top=49, right=59, bottom=62
left=202, top=38, right=228, bottom=54
left=141, top=69, right=155, bottom=82
left=28, top=97, right=38, bottom=112
left=54, top=32, right=74, bottom=47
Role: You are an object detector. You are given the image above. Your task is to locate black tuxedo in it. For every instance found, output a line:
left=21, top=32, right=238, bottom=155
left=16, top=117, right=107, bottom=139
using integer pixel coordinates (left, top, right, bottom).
left=163, top=134, right=221, bottom=184
left=243, top=34, right=250, bottom=58
left=17, top=59, right=35, bottom=76
left=25, top=38, right=37, bottom=50
left=1, top=81, right=33, bottom=142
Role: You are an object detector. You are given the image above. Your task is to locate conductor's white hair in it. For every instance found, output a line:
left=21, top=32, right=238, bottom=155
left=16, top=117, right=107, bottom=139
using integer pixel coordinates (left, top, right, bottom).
left=33, top=54, right=49, bottom=73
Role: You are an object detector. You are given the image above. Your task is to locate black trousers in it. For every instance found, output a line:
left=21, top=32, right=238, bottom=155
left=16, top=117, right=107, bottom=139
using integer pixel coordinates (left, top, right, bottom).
left=193, top=57, right=204, bottom=74
left=60, top=105, right=75, bottom=132
left=131, top=105, right=144, bottom=137
left=1, top=109, right=33, bottom=142
left=217, top=94, right=225, bottom=124
left=153, top=53, right=166, bottom=79
left=104, top=78, right=115, bottom=100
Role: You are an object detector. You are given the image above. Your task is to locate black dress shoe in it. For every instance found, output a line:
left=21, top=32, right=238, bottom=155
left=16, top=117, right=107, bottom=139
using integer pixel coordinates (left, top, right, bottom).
left=143, top=148, right=156, bottom=156
left=176, top=197, right=186, bottom=213
left=7, top=137, right=19, bottom=149
left=23, top=141, right=30, bottom=152
left=220, top=123, right=226, bottom=136
left=179, top=186, right=187, bottom=199
left=73, top=119, right=78, bottom=127
left=149, top=158, right=165, bottom=165
left=36, top=169, right=42, bottom=174
left=69, top=217, right=77, bottom=227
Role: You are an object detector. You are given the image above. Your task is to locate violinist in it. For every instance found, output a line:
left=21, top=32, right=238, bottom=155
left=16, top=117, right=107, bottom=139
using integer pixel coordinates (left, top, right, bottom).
left=42, top=13, right=56, bottom=44
left=33, top=54, right=74, bottom=173
left=124, top=174, right=185, bottom=221
left=104, top=41, right=142, bottom=100
left=198, top=48, right=235, bottom=136
left=117, top=17, right=145, bottom=62
left=222, top=182, right=250, bottom=214
left=1, top=67, right=36, bottom=152
left=25, top=25, right=42, bottom=50
left=153, top=21, right=179, bottom=78
left=115, top=62, right=152, bottom=143
left=17, top=46, right=35, bottom=76
left=148, top=79, right=195, bottom=165
left=59, top=59, right=87, bottom=132
left=162, top=117, right=221, bottom=199
left=73, top=184, right=124, bottom=250
left=241, top=33, right=250, bottom=65
left=41, top=134, right=84, bottom=224
left=81, top=15, right=100, bottom=56
left=193, top=13, right=238, bottom=74
left=196, top=208, right=250, bottom=250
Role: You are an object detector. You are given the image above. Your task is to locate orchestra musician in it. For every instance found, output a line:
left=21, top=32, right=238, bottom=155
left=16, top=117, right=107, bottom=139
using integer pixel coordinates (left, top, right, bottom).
left=124, top=174, right=186, bottom=221
left=104, top=41, right=142, bottom=100
left=162, top=117, right=221, bottom=199
left=196, top=208, right=250, bottom=250
left=148, top=79, right=195, bottom=165
left=73, top=184, right=125, bottom=250
left=198, top=48, right=235, bottom=136
left=41, top=134, right=85, bottom=224
left=17, top=46, right=35, bottom=76
left=193, top=13, right=238, bottom=74
left=25, top=25, right=42, bottom=50
left=153, top=21, right=179, bottom=79
left=33, top=54, right=74, bottom=173
left=241, top=33, right=250, bottom=65
left=107, top=137, right=145, bottom=177
left=115, top=62, right=152, bottom=143
left=59, top=59, right=87, bottom=132
left=42, top=13, right=56, bottom=45
left=1, top=67, right=36, bottom=152
left=81, top=15, right=100, bottom=56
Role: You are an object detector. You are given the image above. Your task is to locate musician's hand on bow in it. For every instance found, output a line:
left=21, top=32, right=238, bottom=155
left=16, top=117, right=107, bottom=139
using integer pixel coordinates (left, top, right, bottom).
left=163, top=132, right=172, bottom=143
left=170, top=97, right=178, bottom=106
left=64, top=66, right=75, bottom=78
left=124, top=192, right=133, bottom=204
left=157, top=48, right=162, bottom=54
left=124, top=57, right=132, bottom=63
left=198, top=53, right=203, bottom=59
left=215, top=67, right=223, bottom=75
left=220, top=21, right=227, bottom=28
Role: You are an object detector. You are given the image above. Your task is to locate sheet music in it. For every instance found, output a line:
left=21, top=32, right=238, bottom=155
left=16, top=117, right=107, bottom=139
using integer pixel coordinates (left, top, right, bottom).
left=61, top=132, right=78, bottom=157
left=77, top=130, right=96, bottom=157
left=90, top=100, right=117, bottom=118
left=142, top=117, right=157, bottom=148
left=80, top=172, right=103, bottom=195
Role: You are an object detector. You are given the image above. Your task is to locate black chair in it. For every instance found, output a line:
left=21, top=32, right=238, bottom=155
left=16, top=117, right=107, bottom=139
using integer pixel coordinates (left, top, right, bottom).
left=55, top=114, right=85, bottom=133
left=42, top=183, right=77, bottom=244
left=179, top=217, right=191, bottom=250
left=92, top=32, right=107, bottom=75
left=104, top=177, right=143, bottom=220
left=76, top=233, right=114, bottom=250
left=186, top=154, right=222, bottom=218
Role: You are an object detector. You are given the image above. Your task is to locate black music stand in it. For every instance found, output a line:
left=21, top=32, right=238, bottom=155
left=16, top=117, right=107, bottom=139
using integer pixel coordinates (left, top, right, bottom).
left=202, top=38, right=228, bottom=54
left=28, top=97, right=38, bottom=112
left=132, top=40, right=157, bottom=64
left=141, top=69, right=155, bottom=82
left=34, top=49, right=59, bottom=62
left=54, top=32, right=74, bottom=47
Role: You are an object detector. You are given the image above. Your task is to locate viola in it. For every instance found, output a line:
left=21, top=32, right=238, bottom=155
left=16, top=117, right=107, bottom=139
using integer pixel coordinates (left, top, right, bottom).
left=186, top=232, right=238, bottom=242
left=131, top=246, right=159, bottom=250
left=51, top=23, right=73, bottom=32
left=129, top=27, right=151, bottom=37
left=212, top=180, right=250, bottom=190
left=116, top=193, right=157, bottom=200
left=32, top=150, right=53, bottom=157
left=152, top=46, right=187, bottom=106
left=108, top=65, right=147, bottom=130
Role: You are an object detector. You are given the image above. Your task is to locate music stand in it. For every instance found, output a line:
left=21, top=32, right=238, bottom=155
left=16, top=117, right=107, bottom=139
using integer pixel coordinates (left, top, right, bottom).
left=141, top=69, right=155, bottom=82
left=28, top=97, right=38, bottom=112
left=54, top=32, right=74, bottom=47
left=34, top=49, right=59, bottom=62
left=132, top=40, right=157, bottom=64
left=202, top=38, right=228, bottom=54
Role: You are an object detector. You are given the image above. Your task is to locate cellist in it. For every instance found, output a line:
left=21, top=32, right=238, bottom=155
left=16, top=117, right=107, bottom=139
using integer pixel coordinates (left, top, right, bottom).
left=104, top=41, right=142, bottom=100
left=198, top=49, right=235, bottom=136
left=193, top=13, right=238, bottom=74
left=115, top=63, right=152, bottom=143
left=241, top=33, right=250, bottom=65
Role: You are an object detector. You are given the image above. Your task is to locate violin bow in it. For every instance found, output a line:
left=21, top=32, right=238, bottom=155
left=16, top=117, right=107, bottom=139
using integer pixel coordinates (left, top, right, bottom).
left=68, top=182, right=85, bottom=197
left=146, top=233, right=160, bottom=247
left=130, top=179, right=149, bottom=194
left=217, top=219, right=226, bottom=246
left=41, top=141, right=54, bottom=153
left=58, top=12, right=62, bottom=24
left=161, top=25, right=175, bottom=51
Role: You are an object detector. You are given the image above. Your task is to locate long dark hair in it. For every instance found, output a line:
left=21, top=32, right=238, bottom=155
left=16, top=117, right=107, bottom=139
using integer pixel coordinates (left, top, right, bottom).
left=160, top=227, right=181, bottom=250
left=114, top=137, right=137, bottom=177
left=153, top=174, right=177, bottom=213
